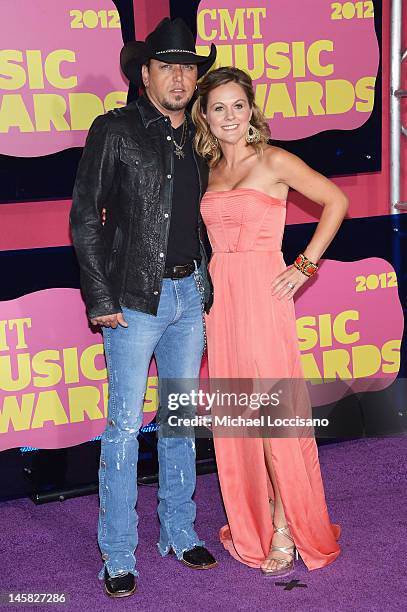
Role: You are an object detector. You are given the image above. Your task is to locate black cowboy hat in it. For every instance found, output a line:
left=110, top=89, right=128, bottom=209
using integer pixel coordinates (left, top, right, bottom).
left=120, top=18, right=217, bottom=86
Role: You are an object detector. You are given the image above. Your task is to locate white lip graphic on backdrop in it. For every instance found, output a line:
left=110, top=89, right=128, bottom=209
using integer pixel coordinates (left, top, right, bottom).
left=0, top=0, right=127, bottom=157
left=196, top=0, right=380, bottom=140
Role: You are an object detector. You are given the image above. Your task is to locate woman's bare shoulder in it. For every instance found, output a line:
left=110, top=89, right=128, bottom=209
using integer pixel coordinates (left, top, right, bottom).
left=263, top=145, right=314, bottom=183
left=262, top=144, right=300, bottom=168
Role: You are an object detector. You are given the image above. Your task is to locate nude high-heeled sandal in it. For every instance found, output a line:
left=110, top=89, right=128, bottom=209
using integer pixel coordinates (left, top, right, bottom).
left=261, top=524, right=299, bottom=577
left=261, top=498, right=298, bottom=577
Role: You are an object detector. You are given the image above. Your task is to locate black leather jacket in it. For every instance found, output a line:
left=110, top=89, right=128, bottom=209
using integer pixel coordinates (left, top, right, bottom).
left=70, top=95, right=213, bottom=319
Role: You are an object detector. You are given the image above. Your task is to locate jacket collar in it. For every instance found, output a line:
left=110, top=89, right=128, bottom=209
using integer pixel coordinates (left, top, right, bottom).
left=137, top=94, right=194, bottom=132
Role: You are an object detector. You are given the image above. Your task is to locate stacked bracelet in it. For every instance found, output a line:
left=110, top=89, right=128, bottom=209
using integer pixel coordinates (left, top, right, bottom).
left=293, top=253, right=319, bottom=277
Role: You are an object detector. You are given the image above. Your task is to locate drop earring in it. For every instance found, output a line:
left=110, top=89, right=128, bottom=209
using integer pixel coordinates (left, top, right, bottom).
left=246, top=122, right=261, bottom=144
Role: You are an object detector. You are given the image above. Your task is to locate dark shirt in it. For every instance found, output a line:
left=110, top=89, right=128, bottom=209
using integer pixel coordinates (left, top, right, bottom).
left=165, top=122, right=200, bottom=267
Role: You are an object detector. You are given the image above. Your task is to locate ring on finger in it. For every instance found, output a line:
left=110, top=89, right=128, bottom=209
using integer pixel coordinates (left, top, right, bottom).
left=287, top=281, right=295, bottom=289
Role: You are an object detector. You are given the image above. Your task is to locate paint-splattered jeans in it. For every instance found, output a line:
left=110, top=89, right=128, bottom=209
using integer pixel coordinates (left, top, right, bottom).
left=98, top=273, right=205, bottom=579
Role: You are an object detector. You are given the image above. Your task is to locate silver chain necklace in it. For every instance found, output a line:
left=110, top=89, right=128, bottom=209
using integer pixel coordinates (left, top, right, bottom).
left=172, top=119, right=188, bottom=159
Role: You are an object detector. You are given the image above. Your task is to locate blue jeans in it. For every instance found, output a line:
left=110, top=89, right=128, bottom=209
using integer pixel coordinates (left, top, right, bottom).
left=97, top=273, right=205, bottom=578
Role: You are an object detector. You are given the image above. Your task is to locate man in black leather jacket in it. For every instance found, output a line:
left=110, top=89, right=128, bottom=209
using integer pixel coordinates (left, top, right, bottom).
left=70, top=19, right=217, bottom=598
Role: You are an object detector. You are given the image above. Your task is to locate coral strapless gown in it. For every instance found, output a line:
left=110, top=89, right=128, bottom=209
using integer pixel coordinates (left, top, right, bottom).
left=200, top=188, right=340, bottom=570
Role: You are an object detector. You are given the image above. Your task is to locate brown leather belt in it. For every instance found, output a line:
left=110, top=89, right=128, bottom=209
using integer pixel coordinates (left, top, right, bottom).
left=163, top=262, right=196, bottom=279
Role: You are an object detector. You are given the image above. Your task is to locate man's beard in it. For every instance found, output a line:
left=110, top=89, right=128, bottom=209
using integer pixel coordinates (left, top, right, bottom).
left=160, top=94, right=190, bottom=112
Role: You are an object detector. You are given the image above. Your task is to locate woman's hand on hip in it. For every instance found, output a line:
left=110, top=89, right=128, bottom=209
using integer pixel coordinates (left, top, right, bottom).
left=271, top=266, right=308, bottom=300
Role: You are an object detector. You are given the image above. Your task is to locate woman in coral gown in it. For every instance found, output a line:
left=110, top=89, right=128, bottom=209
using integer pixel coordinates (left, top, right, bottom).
left=192, top=67, right=348, bottom=576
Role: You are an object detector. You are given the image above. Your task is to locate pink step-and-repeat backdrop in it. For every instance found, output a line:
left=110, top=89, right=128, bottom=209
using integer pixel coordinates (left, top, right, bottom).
left=0, top=0, right=379, bottom=155
left=0, top=1, right=402, bottom=452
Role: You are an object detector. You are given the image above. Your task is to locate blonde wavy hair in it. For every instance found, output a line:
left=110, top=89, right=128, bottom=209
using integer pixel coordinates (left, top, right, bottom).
left=192, top=66, right=270, bottom=168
